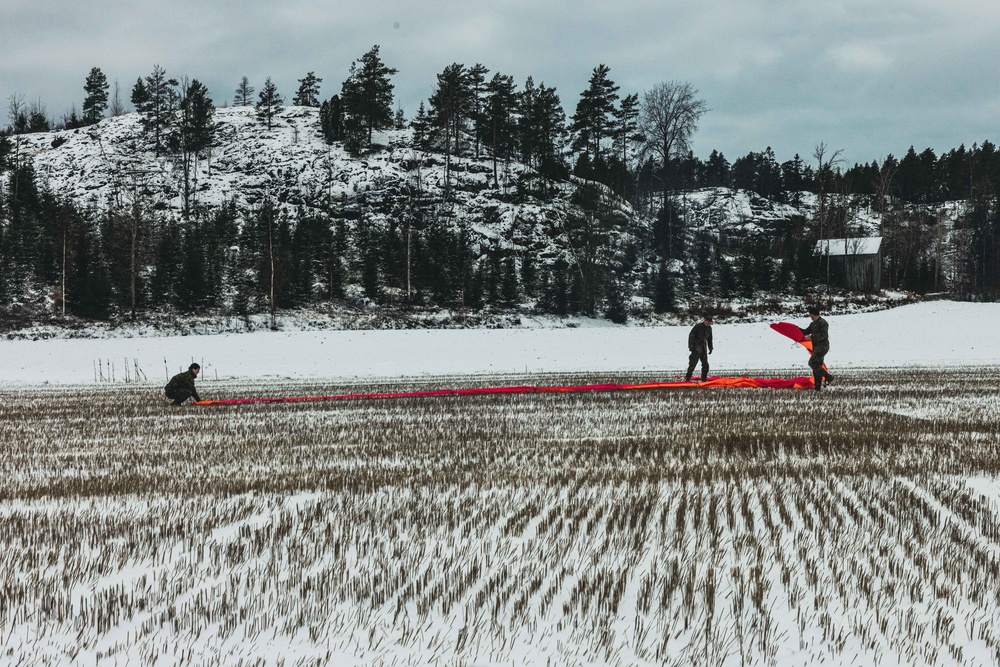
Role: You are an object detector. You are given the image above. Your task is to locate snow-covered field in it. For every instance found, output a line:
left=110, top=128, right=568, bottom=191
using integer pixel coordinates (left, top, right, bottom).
left=1, top=301, right=997, bottom=386
left=2, top=301, right=1000, bottom=666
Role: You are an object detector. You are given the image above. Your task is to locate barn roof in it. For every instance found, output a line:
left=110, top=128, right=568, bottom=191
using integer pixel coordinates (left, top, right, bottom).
left=814, top=237, right=882, bottom=256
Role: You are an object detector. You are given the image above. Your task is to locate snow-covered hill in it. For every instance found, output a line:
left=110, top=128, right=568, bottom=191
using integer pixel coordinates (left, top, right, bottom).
left=13, top=107, right=616, bottom=262
left=3, top=106, right=972, bottom=332
left=11, top=106, right=909, bottom=253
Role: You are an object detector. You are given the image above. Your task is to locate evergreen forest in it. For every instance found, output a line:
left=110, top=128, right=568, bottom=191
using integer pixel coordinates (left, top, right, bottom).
left=2, top=48, right=1000, bottom=329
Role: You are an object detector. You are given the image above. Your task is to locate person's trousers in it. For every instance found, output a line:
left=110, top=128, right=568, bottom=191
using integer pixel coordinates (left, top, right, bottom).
left=808, top=350, right=831, bottom=390
left=166, top=388, right=193, bottom=405
left=686, top=349, right=709, bottom=381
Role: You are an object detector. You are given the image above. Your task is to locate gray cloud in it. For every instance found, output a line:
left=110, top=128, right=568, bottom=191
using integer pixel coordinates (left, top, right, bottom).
left=2, top=0, right=998, bottom=166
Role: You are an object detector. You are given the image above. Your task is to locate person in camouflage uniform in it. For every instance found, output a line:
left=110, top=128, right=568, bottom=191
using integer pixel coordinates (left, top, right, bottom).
left=799, top=306, right=833, bottom=391
left=685, top=316, right=714, bottom=382
left=165, top=363, right=202, bottom=405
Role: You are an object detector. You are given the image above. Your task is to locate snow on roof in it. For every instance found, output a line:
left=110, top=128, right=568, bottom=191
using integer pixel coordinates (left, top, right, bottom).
left=814, top=237, right=882, bottom=255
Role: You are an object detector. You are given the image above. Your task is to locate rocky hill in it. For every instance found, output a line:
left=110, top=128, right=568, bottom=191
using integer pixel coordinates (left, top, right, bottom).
left=2, top=107, right=967, bottom=333
left=11, top=106, right=863, bottom=252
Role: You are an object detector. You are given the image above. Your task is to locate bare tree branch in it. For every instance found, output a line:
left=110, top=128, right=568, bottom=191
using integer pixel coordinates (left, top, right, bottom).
left=638, top=81, right=708, bottom=171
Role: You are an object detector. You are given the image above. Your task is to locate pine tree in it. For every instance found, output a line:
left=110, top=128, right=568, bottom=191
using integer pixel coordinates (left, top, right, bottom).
left=4, top=163, right=42, bottom=274
left=571, top=65, right=619, bottom=164
left=612, top=93, right=640, bottom=178
left=482, top=250, right=500, bottom=305
left=100, top=203, right=145, bottom=317
left=135, top=65, right=179, bottom=156
left=547, top=260, right=570, bottom=316
left=484, top=72, right=517, bottom=187
left=256, top=77, right=283, bottom=129
left=520, top=249, right=536, bottom=298
left=500, top=255, right=519, bottom=305
left=63, top=106, right=84, bottom=130
left=27, top=101, right=51, bottom=133
left=604, top=278, right=628, bottom=323
left=427, top=63, right=472, bottom=188
left=177, top=79, right=215, bottom=216
left=653, top=262, right=676, bottom=313
left=519, top=78, right=568, bottom=187
left=82, top=67, right=109, bottom=125
left=0, top=132, right=13, bottom=172
left=706, top=150, right=732, bottom=187
left=67, top=217, right=114, bottom=319
left=150, top=217, right=182, bottom=307
left=176, top=220, right=208, bottom=312
left=202, top=200, right=239, bottom=308
left=654, top=198, right=686, bottom=261
left=130, top=78, right=150, bottom=114
left=292, top=71, right=323, bottom=107
left=233, top=76, right=255, bottom=106
left=178, top=80, right=215, bottom=154
left=356, top=215, right=382, bottom=301
left=452, top=226, right=477, bottom=307
left=319, top=95, right=343, bottom=143
left=467, top=63, right=489, bottom=159
left=238, top=199, right=291, bottom=324
left=411, top=101, right=429, bottom=148
left=340, top=45, right=398, bottom=151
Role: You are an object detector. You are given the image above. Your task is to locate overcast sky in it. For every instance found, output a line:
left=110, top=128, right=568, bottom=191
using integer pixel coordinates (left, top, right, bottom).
left=2, top=0, right=999, bottom=167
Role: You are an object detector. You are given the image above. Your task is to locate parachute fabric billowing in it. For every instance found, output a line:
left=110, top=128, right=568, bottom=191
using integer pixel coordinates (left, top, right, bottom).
left=770, top=320, right=826, bottom=371
left=770, top=321, right=812, bottom=353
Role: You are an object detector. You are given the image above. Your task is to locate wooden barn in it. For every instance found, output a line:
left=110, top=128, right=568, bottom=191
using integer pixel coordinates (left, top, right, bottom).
left=814, top=237, right=883, bottom=292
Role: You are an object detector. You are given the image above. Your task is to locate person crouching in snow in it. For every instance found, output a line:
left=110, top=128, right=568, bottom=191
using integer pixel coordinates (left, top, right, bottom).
left=165, top=363, right=202, bottom=405
left=799, top=306, right=833, bottom=391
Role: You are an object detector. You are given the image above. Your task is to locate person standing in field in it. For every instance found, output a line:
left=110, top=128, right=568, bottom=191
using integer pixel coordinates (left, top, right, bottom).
left=165, top=363, right=202, bottom=406
left=685, top=316, right=714, bottom=382
left=799, top=306, right=833, bottom=391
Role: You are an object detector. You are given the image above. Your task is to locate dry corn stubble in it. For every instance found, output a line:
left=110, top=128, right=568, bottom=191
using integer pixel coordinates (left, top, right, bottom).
left=1, top=368, right=999, bottom=665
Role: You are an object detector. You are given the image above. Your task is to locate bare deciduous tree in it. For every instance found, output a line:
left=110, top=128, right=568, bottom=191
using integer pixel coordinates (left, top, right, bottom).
left=872, top=157, right=896, bottom=221
left=7, top=93, right=26, bottom=129
left=638, top=81, right=708, bottom=190
left=813, top=142, right=844, bottom=282
left=110, top=80, right=126, bottom=116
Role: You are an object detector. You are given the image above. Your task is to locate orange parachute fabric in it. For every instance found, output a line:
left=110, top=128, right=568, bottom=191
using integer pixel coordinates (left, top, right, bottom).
left=770, top=321, right=827, bottom=370
left=193, top=323, right=823, bottom=406
left=194, top=375, right=813, bottom=406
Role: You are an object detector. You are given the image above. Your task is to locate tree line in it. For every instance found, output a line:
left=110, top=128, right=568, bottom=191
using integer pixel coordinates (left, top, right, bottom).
left=0, top=164, right=641, bottom=323
left=2, top=46, right=1000, bottom=326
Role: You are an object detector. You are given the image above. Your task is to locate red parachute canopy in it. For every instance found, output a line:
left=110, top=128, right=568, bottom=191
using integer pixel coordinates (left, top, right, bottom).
left=770, top=321, right=826, bottom=370
left=194, top=376, right=813, bottom=406
left=770, top=321, right=810, bottom=350
left=192, top=323, right=821, bottom=406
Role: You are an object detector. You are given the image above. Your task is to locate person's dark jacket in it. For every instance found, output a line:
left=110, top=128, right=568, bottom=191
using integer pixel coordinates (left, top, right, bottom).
left=688, top=322, right=713, bottom=354
left=165, top=369, right=201, bottom=402
left=800, top=317, right=830, bottom=354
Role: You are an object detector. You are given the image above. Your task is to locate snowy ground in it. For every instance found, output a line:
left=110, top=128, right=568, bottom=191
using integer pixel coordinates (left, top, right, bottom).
left=1, top=301, right=996, bottom=387
left=2, top=301, right=1000, bottom=666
